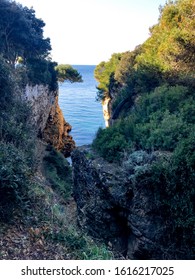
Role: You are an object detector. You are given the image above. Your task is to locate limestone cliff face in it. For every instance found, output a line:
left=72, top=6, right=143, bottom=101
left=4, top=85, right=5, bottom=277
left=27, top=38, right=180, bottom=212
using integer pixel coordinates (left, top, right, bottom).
left=72, top=147, right=168, bottom=259
left=25, top=84, right=55, bottom=132
left=42, top=96, right=75, bottom=157
left=24, top=84, right=75, bottom=157
left=102, top=97, right=111, bottom=127
left=101, top=90, right=119, bottom=127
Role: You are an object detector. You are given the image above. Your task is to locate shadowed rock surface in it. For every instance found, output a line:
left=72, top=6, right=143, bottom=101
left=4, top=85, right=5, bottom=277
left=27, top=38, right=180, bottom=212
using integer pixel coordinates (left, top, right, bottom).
left=72, top=146, right=172, bottom=259
left=24, top=84, right=75, bottom=157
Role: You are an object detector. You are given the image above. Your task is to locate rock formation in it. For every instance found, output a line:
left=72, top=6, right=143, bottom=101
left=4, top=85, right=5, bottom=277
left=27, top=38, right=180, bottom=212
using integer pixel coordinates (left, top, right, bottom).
left=42, top=96, right=75, bottom=157
left=24, top=84, right=75, bottom=157
left=102, top=97, right=111, bottom=127
left=101, top=88, right=119, bottom=127
left=72, top=146, right=169, bottom=259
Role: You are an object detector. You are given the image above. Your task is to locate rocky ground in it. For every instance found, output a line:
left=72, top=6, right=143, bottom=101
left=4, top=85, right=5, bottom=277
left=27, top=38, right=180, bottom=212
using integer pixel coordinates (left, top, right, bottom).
left=0, top=170, right=77, bottom=260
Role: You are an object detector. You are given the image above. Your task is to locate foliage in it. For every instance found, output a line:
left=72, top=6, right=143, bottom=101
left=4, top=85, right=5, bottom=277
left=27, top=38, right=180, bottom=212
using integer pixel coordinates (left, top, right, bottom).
left=0, top=142, right=33, bottom=221
left=0, top=55, right=14, bottom=108
left=26, top=58, right=58, bottom=91
left=95, top=0, right=195, bottom=105
left=0, top=81, right=36, bottom=222
left=43, top=146, right=72, bottom=200
left=149, top=136, right=195, bottom=259
left=0, top=121, right=36, bottom=221
left=93, top=126, right=129, bottom=163
left=55, top=64, right=83, bottom=83
left=94, top=85, right=194, bottom=161
left=0, top=0, right=51, bottom=64
left=0, top=0, right=58, bottom=90
left=133, top=85, right=193, bottom=150
left=48, top=226, right=113, bottom=260
left=94, top=53, right=122, bottom=100
left=136, top=0, right=195, bottom=73
left=0, top=20, right=37, bottom=222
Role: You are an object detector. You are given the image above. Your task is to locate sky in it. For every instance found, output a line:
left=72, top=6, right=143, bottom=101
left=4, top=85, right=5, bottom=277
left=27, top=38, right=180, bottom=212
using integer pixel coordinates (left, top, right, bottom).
left=17, top=0, right=167, bottom=65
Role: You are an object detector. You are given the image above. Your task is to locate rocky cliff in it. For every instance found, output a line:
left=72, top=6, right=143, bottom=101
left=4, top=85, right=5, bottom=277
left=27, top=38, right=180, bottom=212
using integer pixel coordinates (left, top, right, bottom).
left=101, top=89, right=121, bottom=127
left=24, top=84, right=75, bottom=157
left=72, top=146, right=171, bottom=259
left=102, top=97, right=111, bottom=127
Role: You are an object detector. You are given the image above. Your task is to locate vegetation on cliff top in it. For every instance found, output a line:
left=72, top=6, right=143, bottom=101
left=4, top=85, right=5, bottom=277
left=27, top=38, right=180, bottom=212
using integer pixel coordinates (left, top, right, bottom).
left=55, top=64, right=83, bottom=83
left=93, top=0, right=195, bottom=259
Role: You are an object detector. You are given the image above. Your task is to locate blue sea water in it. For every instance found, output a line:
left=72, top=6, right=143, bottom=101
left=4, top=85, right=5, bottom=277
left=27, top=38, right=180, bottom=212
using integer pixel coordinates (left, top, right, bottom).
left=58, top=65, right=105, bottom=147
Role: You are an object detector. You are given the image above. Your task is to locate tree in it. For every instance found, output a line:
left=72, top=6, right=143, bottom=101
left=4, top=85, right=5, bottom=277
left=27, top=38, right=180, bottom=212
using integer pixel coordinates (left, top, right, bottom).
left=0, top=0, right=51, bottom=65
left=114, top=46, right=142, bottom=86
left=94, top=53, right=122, bottom=100
left=55, top=64, right=83, bottom=83
left=136, top=0, right=195, bottom=74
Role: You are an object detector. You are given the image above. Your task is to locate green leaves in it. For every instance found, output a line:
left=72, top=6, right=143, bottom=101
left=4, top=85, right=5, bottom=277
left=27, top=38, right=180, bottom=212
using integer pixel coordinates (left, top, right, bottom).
left=55, top=64, right=83, bottom=83
left=27, top=58, right=58, bottom=90
left=94, top=53, right=122, bottom=100
left=0, top=141, right=32, bottom=221
left=43, top=146, right=72, bottom=200
left=139, top=0, right=195, bottom=73
left=93, top=84, right=195, bottom=162
left=0, top=0, right=51, bottom=64
left=92, top=126, right=130, bottom=163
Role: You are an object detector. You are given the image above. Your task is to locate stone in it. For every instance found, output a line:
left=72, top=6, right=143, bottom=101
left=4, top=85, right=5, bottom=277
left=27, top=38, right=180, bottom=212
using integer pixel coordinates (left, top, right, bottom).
left=24, top=84, right=75, bottom=157
left=72, top=146, right=167, bottom=259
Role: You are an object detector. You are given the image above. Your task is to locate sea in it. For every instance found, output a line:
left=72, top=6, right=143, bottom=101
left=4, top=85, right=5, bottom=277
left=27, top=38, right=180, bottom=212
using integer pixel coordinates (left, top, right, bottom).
left=58, top=65, right=105, bottom=147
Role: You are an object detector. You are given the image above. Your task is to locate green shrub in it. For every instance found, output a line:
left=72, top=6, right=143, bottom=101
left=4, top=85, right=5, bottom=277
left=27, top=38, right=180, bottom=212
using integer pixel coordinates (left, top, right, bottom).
left=0, top=56, right=14, bottom=109
left=0, top=142, right=33, bottom=221
left=47, top=226, right=113, bottom=260
left=150, top=135, right=195, bottom=258
left=133, top=86, right=194, bottom=151
left=43, top=146, right=72, bottom=200
left=93, top=85, right=194, bottom=163
left=92, top=127, right=129, bottom=162
left=135, top=110, right=190, bottom=151
left=135, top=85, right=190, bottom=121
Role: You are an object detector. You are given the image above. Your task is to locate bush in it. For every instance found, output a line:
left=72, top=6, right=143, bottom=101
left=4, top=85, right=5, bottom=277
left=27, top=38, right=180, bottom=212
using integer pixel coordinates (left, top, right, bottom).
left=93, top=85, right=194, bottom=163
left=135, top=110, right=190, bottom=151
left=150, top=135, right=195, bottom=258
left=92, top=127, right=129, bottom=162
left=135, top=85, right=190, bottom=120
left=0, top=56, right=14, bottom=109
left=47, top=226, right=113, bottom=260
left=43, top=146, right=72, bottom=200
left=0, top=142, right=32, bottom=221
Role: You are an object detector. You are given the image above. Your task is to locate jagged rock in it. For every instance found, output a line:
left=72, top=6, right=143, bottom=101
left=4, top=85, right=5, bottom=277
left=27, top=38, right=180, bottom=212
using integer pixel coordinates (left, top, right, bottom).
left=72, top=147, right=168, bottom=259
left=42, top=96, right=75, bottom=157
left=24, top=84, right=75, bottom=157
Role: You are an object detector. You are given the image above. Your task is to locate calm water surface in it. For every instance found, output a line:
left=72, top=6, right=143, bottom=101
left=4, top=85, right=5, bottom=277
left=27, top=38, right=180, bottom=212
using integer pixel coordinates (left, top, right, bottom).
left=58, top=65, right=105, bottom=146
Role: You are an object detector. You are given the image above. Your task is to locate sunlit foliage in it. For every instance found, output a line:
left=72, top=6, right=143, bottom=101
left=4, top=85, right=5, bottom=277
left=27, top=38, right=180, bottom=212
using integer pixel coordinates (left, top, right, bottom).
left=55, top=64, right=83, bottom=83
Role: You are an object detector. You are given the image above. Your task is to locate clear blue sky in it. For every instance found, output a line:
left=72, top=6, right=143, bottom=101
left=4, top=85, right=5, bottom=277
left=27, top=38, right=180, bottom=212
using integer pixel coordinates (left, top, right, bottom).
left=17, top=0, right=167, bottom=65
